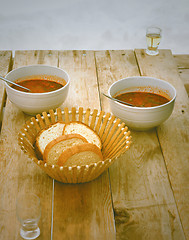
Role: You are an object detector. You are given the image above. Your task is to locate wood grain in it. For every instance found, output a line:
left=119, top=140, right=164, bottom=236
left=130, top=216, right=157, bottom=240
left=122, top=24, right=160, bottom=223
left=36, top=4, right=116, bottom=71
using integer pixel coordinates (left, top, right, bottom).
left=95, top=49, right=185, bottom=239
left=0, top=50, right=59, bottom=239
left=58, top=50, right=101, bottom=109
left=53, top=50, right=115, bottom=239
left=174, top=54, right=189, bottom=96
left=1, top=49, right=188, bottom=240
left=174, top=54, right=189, bottom=69
left=135, top=49, right=189, bottom=239
left=178, top=69, right=189, bottom=96
left=0, top=51, right=12, bottom=126
left=95, top=50, right=138, bottom=111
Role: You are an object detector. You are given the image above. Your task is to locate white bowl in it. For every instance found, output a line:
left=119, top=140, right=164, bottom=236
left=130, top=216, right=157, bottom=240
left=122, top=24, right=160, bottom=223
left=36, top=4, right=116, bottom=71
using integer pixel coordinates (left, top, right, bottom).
left=108, top=76, right=176, bottom=131
left=5, top=65, right=70, bottom=115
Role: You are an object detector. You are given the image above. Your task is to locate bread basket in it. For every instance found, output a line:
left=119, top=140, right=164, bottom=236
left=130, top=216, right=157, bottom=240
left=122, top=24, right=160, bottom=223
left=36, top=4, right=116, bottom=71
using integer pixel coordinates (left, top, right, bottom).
left=18, top=107, right=132, bottom=183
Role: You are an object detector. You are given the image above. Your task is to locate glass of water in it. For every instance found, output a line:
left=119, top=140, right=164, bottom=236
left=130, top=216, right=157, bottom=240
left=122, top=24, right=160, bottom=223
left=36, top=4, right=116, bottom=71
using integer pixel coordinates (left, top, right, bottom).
left=146, top=26, right=162, bottom=55
left=16, top=193, right=41, bottom=239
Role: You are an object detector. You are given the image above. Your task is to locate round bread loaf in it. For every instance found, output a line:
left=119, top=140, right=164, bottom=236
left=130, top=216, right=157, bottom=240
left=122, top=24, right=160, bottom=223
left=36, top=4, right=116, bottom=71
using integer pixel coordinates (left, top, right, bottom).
left=43, top=134, right=88, bottom=165
left=63, top=121, right=102, bottom=149
left=57, top=143, right=103, bottom=167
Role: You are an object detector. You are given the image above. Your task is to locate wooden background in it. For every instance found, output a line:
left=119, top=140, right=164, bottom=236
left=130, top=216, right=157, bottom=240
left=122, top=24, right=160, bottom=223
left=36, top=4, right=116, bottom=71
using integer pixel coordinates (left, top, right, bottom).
left=0, top=50, right=188, bottom=240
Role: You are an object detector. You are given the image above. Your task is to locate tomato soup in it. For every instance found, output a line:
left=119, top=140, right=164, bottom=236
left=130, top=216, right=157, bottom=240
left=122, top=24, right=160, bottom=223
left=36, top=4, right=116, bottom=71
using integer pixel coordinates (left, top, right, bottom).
left=115, top=91, right=170, bottom=107
left=11, top=79, right=66, bottom=93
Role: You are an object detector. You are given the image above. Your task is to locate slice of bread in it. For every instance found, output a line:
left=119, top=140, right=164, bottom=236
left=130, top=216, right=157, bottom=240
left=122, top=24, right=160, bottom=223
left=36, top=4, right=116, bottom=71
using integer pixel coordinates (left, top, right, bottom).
left=63, top=121, right=102, bottom=149
left=57, top=143, right=103, bottom=167
left=35, top=122, right=65, bottom=159
left=43, top=134, right=88, bottom=165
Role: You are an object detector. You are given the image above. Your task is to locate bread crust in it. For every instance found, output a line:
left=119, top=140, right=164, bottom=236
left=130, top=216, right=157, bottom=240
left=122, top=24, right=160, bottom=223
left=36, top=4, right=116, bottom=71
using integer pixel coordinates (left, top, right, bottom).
left=57, top=143, right=103, bottom=166
left=43, top=133, right=88, bottom=163
left=63, top=121, right=102, bottom=149
left=35, top=121, right=65, bottom=159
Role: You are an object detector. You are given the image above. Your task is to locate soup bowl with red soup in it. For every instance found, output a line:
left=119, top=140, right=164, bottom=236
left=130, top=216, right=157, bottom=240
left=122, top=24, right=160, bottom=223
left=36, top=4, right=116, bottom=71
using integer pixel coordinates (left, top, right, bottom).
left=5, top=65, right=70, bottom=115
left=108, top=76, right=176, bottom=131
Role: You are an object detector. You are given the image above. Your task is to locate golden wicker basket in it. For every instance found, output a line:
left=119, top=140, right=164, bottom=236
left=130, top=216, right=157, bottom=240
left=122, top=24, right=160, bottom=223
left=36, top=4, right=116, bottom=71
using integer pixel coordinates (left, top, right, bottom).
left=18, top=107, right=132, bottom=183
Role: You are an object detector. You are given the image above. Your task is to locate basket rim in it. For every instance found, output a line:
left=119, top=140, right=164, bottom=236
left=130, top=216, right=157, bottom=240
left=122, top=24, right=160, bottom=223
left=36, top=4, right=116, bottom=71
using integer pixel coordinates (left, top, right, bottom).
left=18, top=107, right=132, bottom=170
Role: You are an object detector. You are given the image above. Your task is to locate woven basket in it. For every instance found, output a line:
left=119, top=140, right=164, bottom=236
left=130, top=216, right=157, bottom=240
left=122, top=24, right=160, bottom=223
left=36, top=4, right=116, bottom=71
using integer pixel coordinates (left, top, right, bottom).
left=18, top=107, right=132, bottom=183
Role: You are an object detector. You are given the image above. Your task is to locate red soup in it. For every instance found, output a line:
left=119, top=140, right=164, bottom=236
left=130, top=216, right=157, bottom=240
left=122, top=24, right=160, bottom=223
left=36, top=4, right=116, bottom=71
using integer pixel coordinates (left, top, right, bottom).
left=115, top=91, right=170, bottom=107
left=11, top=79, right=66, bottom=93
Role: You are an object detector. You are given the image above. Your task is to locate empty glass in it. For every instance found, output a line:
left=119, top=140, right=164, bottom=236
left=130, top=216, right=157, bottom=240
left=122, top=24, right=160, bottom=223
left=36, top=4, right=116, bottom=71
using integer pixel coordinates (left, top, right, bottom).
left=146, top=26, right=162, bottom=55
left=16, top=193, right=41, bottom=239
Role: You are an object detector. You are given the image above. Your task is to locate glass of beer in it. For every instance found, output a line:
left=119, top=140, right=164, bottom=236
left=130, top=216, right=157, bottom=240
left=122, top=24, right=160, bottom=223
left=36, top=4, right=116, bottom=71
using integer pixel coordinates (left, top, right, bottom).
left=146, top=26, right=162, bottom=56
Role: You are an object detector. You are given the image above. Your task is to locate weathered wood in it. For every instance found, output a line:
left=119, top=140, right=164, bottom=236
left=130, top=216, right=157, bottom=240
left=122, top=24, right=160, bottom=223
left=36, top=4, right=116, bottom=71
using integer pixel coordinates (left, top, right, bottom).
left=95, top=50, right=139, bottom=111
left=53, top=176, right=115, bottom=240
left=178, top=69, right=189, bottom=95
left=53, top=50, right=115, bottom=239
left=0, top=50, right=59, bottom=239
left=0, top=51, right=12, bottom=126
left=14, top=50, right=59, bottom=67
left=174, top=54, right=189, bottom=69
left=135, top=49, right=189, bottom=239
left=1, top=49, right=188, bottom=240
left=58, top=50, right=101, bottom=109
left=174, top=54, right=189, bottom=96
left=95, top=50, right=185, bottom=239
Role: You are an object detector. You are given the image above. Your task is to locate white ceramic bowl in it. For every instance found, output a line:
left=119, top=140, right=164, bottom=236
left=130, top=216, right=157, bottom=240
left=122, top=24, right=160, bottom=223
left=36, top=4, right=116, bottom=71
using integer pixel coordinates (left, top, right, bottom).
left=108, top=76, right=176, bottom=131
left=5, top=65, right=70, bottom=115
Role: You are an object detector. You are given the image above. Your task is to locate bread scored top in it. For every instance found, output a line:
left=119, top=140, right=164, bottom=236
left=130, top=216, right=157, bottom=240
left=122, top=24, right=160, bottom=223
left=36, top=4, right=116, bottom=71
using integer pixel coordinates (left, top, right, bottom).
left=43, top=134, right=88, bottom=165
left=63, top=121, right=102, bottom=149
left=35, top=122, right=65, bottom=159
left=57, top=143, right=103, bottom=167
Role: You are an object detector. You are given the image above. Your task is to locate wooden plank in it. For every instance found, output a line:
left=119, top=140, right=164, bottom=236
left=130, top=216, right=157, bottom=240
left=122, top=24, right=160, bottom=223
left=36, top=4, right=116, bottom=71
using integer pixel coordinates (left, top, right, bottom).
left=52, top=50, right=115, bottom=239
left=14, top=50, right=59, bottom=67
left=95, top=50, right=139, bottom=111
left=0, top=50, right=59, bottom=239
left=174, top=54, right=189, bottom=96
left=135, top=49, right=189, bottom=239
left=58, top=50, right=101, bottom=109
left=174, top=54, right=189, bottom=69
left=95, top=50, right=185, bottom=239
left=0, top=51, right=12, bottom=126
left=178, top=69, right=189, bottom=96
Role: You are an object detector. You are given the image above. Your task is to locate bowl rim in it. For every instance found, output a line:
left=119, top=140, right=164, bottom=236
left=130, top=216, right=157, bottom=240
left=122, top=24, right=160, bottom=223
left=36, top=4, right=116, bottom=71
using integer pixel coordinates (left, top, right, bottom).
left=108, top=76, right=177, bottom=110
left=4, top=64, right=70, bottom=96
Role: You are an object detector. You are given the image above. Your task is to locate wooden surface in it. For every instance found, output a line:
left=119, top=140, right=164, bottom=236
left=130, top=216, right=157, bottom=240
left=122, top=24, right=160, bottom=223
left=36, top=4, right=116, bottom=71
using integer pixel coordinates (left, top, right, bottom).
left=174, top=54, right=189, bottom=96
left=0, top=51, right=12, bottom=126
left=0, top=50, right=188, bottom=240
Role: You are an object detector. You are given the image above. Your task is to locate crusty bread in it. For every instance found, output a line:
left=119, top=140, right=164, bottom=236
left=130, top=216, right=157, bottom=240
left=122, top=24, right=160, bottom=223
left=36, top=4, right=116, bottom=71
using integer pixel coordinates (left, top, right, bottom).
left=43, top=134, right=88, bottom=165
left=63, top=121, right=102, bottom=149
left=57, top=143, right=103, bottom=167
left=35, top=122, right=65, bottom=159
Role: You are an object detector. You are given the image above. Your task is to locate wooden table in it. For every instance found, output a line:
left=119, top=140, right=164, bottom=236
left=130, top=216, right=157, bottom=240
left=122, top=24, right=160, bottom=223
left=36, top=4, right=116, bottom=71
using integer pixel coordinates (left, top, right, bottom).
left=0, top=49, right=188, bottom=240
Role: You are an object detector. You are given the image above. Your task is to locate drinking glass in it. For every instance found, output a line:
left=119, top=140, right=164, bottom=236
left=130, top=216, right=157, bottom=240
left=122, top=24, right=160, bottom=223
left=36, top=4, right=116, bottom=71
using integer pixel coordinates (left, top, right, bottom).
left=146, top=26, right=162, bottom=55
left=16, top=193, right=41, bottom=239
